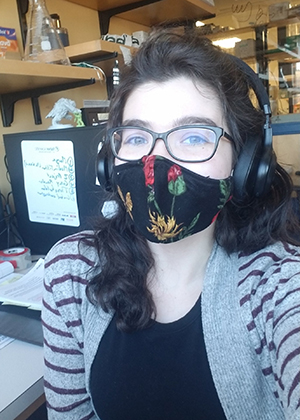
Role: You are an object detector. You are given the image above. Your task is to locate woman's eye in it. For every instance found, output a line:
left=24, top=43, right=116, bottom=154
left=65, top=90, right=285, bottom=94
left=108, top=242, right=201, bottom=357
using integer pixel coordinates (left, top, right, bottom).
left=180, top=130, right=215, bottom=145
left=123, top=135, right=148, bottom=146
left=181, top=134, right=208, bottom=145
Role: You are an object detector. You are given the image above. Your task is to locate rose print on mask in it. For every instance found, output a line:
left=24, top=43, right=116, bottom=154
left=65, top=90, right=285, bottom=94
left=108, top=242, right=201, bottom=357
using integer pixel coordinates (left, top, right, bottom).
left=143, top=155, right=155, bottom=187
left=164, top=163, right=202, bottom=240
left=142, top=155, right=162, bottom=215
left=143, top=157, right=187, bottom=241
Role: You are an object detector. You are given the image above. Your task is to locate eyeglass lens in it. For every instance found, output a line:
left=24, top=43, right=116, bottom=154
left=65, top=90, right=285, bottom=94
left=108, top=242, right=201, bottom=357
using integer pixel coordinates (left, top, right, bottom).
left=112, top=127, right=219, bottom=162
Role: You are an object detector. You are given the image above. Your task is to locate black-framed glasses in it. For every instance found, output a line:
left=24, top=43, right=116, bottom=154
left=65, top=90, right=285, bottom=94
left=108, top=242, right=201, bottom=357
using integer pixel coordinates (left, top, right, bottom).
left=108, top=125, right=234, bottom=163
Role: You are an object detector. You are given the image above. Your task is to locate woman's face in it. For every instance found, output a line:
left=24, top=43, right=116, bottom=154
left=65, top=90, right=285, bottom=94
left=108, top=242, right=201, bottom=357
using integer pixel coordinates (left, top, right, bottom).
left=119, top=76, right=233, bottom=179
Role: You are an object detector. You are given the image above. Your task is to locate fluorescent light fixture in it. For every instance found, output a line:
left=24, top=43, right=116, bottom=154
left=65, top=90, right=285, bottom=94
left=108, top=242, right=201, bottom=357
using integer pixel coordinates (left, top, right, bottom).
left=195, top=21, right=205, bottom=27
left=213, top=37, right=241, bottom=49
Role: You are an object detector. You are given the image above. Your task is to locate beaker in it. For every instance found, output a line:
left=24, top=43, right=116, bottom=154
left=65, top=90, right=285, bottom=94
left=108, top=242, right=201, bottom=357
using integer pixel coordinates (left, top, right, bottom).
left=23, top=0, right=70, bottom=65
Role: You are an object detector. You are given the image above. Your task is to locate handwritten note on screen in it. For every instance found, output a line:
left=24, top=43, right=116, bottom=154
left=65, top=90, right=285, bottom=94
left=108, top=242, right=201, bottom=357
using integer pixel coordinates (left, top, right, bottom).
left=21, top=140, right=80, bottom=227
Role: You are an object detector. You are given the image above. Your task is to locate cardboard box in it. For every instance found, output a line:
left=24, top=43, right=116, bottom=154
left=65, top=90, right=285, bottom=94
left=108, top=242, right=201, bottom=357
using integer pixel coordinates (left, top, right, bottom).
left=269, top=3, right=290, bottom=22
left=0, top=27, right=19, bottom=58
left=234, top=39, right=256, bottom=59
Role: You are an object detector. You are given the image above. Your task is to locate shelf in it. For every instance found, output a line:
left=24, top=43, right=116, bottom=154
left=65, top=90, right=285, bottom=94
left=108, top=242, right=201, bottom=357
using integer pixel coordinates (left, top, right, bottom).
left=114, top=0, right=215, bottom=27
left=233, top=50, right=300, bottom=65
left=66, top=39, right=122, bottom=61
left=65, top=0, right=215, bottom=29
left=64, top=0, right=148, bottom=11
left=0, top=60, right=98, bottom=127
left=204, top=16, right=300, bottom=42
left=0, top=60, right=99, bottom=95
left=65, top=39, right=133, bottom=73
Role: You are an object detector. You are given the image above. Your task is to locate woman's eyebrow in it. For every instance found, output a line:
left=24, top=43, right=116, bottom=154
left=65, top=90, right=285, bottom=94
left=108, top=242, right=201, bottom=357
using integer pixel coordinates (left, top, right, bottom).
left=122, top=117, right=218, bottom=128
left=174, top=116, right=218, bottom=126
left=122, top=119, right=151, bottom=128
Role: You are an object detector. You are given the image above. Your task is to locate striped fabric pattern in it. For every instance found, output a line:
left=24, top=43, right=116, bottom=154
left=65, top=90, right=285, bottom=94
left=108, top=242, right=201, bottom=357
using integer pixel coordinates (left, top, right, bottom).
left=237, top=243, right=300, bottom=417
left=42, top=232, right=300, bottom=419
left=43, top=232, right=100, bottom=419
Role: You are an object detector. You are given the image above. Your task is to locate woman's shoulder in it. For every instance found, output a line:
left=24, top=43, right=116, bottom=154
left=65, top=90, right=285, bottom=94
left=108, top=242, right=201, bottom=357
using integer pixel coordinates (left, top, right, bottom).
left=235, top=244, right=300, bottom=416
left=45, top=230, right=98, bottom=268
left=236, top=242, right=300, bottom=311
left=44, top=230, right=100, bottom=296
left=237, top=241, right=300, bottom=281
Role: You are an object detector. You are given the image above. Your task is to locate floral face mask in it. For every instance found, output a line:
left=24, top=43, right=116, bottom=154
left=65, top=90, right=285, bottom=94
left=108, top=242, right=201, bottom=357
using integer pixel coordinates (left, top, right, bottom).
left=113, top=155, right=232, bottom=244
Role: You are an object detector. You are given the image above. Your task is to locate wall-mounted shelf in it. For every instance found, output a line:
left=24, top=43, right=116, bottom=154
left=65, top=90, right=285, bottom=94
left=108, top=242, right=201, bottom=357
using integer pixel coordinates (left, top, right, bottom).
left=203, top=16, right=300, bottom=42
left=65, top=0, right=147, bottom=11
left=12, top=0, right=215, bottom=126
left=0, top=60, right=98, bottom=127
left=66, top=39, right=135, bottom=98
left=66, top=39, right=133, bottom=72
left=203, top=16, right=300, bottom=91
left=65, top=0, right=215, bottom=34
left=111, top=0, right=215, bottom=27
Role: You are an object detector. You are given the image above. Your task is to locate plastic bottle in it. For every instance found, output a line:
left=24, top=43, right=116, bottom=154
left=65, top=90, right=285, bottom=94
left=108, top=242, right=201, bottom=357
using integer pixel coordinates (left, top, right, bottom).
left=23, top=0, right=70, bottom=65
left=0, top=260, right=16, bottom=279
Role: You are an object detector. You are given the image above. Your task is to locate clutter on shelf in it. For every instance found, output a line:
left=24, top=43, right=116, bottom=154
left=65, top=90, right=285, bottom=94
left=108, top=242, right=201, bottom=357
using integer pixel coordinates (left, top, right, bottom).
left=46, top=98, right=85, bottom=129
left=0, top=27, right=20, bottom=59
left=102, top=30, right=149, bottom=48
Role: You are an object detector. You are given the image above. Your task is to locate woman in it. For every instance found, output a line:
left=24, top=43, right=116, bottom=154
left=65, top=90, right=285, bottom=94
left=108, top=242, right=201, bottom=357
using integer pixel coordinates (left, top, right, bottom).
left=42, top=29, right=300, bottom=420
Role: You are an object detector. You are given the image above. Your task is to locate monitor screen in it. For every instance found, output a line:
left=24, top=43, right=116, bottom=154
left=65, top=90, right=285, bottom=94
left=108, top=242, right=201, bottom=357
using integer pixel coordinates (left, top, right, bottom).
left=3, top=125, right=106, bottom=255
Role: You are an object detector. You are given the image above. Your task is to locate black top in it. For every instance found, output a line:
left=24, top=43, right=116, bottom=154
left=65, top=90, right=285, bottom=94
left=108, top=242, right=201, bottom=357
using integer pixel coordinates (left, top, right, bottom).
left=90, top=295, right=226, bottom=420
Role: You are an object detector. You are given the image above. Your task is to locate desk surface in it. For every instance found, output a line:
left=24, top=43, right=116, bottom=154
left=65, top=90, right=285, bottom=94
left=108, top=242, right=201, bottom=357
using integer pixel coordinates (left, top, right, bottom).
left=0, top=339, right=44, bottom=420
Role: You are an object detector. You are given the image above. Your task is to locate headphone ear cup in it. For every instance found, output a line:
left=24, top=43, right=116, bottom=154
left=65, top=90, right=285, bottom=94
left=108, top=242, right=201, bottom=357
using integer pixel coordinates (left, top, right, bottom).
left=228, top=54, right=277, bottom=200
left=254, top=149, right=277, bottom=197
left=96, top=142, right=114, bottom=192
left=233, top=137, right=277, bottom=201
left=233, top=136, right=261, bottom=201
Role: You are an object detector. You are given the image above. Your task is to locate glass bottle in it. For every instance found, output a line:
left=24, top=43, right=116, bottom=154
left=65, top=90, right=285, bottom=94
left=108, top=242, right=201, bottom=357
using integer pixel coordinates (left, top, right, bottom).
left=50, top=13, right=69, bottom=47
left=23, top=0, right=70, bottom=65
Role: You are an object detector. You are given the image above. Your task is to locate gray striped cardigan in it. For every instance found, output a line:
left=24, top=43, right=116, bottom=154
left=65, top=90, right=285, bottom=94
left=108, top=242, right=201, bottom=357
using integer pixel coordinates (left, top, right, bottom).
left=42, top=231, right=300, bottom=419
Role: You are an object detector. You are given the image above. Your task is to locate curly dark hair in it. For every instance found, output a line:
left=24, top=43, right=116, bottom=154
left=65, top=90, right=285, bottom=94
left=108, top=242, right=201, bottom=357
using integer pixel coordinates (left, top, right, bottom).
left=86, top=28, right=300, bottom=331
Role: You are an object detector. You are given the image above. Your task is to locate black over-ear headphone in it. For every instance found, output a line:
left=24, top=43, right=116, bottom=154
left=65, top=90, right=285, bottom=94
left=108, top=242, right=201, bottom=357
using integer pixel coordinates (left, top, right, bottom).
left=97, top=57, right=277, bottom=199
left=97, top=138, right=114, bottom=192
left=229, top=55, right=277, bottom=201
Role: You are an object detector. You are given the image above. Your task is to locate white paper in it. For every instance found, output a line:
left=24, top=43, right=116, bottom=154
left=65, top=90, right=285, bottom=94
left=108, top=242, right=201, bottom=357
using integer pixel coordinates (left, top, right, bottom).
left=21, top=140, right=80, bottom=227
left=0, top=259, right=44, bottom=310
left=0, top=334, right=14, bottom=350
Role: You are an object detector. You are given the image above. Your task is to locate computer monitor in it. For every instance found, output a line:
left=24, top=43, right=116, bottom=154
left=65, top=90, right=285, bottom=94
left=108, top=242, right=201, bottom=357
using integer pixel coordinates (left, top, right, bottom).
left=3, top=125, right=106, bottom=255
left=0, top=191, right=7, bottom=249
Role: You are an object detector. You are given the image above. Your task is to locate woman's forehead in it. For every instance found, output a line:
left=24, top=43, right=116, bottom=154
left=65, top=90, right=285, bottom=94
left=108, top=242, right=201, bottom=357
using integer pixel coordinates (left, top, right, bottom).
left=122, top=77, right=226, bottom=130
